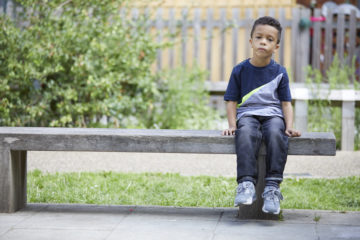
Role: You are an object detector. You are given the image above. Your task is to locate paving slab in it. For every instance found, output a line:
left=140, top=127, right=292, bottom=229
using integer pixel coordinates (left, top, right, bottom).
left=317, top=225, right=360, bottom=240
left=213, top=221, right=316, bottom=240
left=1, top=229, right=110, bottom=240
left=0, top=204, right=359, bottom=240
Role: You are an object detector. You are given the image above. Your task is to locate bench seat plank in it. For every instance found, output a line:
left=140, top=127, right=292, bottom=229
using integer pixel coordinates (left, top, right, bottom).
left=0, top=127, right=336, bottom=155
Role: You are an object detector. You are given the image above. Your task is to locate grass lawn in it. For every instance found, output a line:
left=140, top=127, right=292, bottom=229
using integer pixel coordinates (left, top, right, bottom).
left=28, top=170, right=360, bottom=211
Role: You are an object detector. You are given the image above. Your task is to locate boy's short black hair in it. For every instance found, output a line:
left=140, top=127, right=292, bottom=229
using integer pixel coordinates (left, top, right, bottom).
left=250, top=16, right=282, bottom=44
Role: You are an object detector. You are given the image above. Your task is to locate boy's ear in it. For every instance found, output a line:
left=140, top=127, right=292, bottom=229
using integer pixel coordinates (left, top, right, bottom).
left=273, top=43, right=280, bottom=53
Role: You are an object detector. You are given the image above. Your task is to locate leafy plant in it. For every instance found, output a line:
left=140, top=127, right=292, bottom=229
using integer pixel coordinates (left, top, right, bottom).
left=306, top=55, right=359, bottom=150
left=152, top=66, right=219, bottom=129
left=0, top=1, right=220, bottom=130
left=326, top=55, right=357, bottom=89
left=1, top=0, right=160, bottom=127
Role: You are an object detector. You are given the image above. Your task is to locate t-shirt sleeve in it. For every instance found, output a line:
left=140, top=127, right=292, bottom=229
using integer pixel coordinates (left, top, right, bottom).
left=277, top=68, right=292, bottom=102
left=224, top=67, right=241, bottom=102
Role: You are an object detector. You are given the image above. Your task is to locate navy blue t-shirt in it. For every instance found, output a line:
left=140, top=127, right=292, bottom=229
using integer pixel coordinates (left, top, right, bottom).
left=224, top=59, right=291, bottom=120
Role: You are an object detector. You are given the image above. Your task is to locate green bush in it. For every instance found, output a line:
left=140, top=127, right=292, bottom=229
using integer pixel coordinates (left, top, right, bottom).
left=152, top=66, right=219, bottom=129
left=0, top=1, right=219, bottom=129
left=1, top=1, right=158, bottom=127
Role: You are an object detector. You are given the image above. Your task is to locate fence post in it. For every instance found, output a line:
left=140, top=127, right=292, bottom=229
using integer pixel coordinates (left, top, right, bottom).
left=348, top=10, right=357, bottom=72
left=342, top=95, right=355, bottom=151
left=206, top=8, right=214, bottom=82
left=324, top=9, right=333, bottom=72
left=232, top=8, right=239, bottom=67
left=193, top=8, right=201, bottom=65
left=244, top=8, right=252, bottom=60
left=291, top=8, right=299, bottom=82
left=336, top=9, right=345, bottom=63
left=219, top=8, right=226, bottom=82
left=156, top=8, right=163, bottom=71
left=278, top=8, right=286, bottom=66
left=181, top=8, right=189, bottom=67
left=168, top=8, right=176, bottom=69
left=298, top=8, right=310, bottom=82
left=294, top=99, right=308, bottom=133
left=312, top=9, right=321, bottom=70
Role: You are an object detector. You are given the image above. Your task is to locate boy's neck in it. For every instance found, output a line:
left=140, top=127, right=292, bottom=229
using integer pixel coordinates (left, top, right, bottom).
left=249, top=57, right=272, bottom=67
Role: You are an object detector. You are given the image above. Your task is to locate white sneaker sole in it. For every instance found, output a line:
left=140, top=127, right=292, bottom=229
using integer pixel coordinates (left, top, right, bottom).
left=234, top=197, right=256, bottom=207
left=262, top=205, right=280, bottom=215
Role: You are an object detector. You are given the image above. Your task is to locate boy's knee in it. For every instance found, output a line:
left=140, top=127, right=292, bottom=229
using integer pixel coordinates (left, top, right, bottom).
left=237, top=117, right=261, bottom=134
left=267, top=128, right=284, bottom=138
left=236, top=125, right=261, bottom=140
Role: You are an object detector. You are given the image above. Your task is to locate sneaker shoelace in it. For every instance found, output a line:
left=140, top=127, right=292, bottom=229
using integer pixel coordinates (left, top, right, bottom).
left=237, top=182, right=253, bottom=194
left=262, top=188, right=283, bottom=201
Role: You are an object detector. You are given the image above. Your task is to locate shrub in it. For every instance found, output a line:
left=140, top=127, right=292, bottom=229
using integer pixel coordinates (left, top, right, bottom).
left=1, top=1, right=220, bottom=130
left=151, top=66, right=219, bottom=130
left=1, top=0, right=159, bottom=127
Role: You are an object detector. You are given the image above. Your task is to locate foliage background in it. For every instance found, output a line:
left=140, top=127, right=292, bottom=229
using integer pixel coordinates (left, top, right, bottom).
left=0, top=0, right=218, bottom=129
left=306, top=56, right=359, bottom=150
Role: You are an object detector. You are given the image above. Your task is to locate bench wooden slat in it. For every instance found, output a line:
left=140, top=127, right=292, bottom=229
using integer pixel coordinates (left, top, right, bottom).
left=0, top=127, right=336, bottom=156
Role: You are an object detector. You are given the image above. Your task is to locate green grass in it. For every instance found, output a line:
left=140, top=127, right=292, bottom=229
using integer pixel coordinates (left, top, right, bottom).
left=28, top=170, right=360, bottom=211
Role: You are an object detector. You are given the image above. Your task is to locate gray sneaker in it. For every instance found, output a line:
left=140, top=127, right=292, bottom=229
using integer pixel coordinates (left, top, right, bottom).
left=234, top=181, right=256, bottom=206
left=262, top=186, right=283, bottom=214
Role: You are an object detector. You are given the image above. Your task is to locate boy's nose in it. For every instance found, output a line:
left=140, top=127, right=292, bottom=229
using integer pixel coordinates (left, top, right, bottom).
left=259, top=38, right=266, bottom=44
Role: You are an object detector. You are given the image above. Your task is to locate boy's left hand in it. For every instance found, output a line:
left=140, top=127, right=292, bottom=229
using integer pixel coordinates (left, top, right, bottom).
left=285, top=128, right=301, bottom=137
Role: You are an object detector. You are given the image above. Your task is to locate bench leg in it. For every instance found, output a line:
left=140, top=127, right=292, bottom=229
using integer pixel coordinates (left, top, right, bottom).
left=237, top=154, right=279, bottom=220
left=0, top=147, right=27, bottom=213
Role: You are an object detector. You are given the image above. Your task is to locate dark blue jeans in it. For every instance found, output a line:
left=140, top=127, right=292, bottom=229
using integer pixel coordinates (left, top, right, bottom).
left=235, top=115, right=288, bottom=184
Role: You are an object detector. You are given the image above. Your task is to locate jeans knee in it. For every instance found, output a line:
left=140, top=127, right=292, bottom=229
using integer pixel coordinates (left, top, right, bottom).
left=236, top=126, right=261, bottom=140
left=268, top=128, right=283, bottom=138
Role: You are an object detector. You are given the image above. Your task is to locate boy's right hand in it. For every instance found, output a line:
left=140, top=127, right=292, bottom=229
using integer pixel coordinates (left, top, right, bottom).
left=222, top=127, right=236, bottom=136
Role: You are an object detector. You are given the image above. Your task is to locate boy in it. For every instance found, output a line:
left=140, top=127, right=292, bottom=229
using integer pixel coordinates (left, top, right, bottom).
left=222, top=16, right=301, bottom=215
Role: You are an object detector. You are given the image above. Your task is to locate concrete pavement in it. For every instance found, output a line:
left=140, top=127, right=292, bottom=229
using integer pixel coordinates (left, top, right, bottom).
left=1, top=204, right=360, bottom=240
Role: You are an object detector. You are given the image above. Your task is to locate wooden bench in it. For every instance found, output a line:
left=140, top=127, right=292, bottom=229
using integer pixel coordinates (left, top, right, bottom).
left=0, top=127, right=336, bottom=219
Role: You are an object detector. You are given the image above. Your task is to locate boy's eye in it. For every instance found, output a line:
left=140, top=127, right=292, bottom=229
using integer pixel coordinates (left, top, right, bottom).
left=268, top=38, right=273, bottom=42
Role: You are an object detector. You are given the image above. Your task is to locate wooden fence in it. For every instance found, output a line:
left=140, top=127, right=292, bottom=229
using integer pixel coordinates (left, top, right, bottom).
left=146, top=7, right=309, bottom=85
left=140, top=7, right=359, bottom=85
left=1, top=2, right=359, bottom=83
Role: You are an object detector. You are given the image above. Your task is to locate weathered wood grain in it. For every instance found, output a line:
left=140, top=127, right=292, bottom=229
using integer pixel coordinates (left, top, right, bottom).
left=0, top=128, right=336, bottom=155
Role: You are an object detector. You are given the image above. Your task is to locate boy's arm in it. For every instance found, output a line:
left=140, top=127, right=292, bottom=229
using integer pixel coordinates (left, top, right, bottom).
left=222, top=101, right=237, bottom=136
left=281, top=101, right=301, bottom=137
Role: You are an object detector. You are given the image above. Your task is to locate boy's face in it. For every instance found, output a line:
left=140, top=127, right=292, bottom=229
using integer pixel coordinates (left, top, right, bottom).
left=250, top=24, right=279, bottom=60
